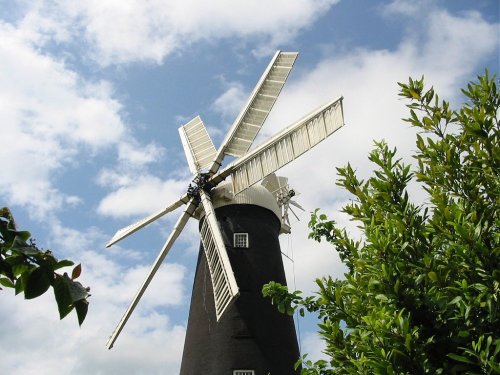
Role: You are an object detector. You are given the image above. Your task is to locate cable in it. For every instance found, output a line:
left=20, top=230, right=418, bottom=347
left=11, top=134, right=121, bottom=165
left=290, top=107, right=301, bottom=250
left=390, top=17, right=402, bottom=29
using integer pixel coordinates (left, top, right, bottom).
left=203, top=259, right=212, bottom=332
left=286, top=232, right=302, bottom=354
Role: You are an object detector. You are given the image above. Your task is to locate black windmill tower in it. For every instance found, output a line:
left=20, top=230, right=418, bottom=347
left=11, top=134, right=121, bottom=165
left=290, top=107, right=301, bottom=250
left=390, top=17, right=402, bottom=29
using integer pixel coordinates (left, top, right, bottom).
left=106, top=51, right=344, bottom=375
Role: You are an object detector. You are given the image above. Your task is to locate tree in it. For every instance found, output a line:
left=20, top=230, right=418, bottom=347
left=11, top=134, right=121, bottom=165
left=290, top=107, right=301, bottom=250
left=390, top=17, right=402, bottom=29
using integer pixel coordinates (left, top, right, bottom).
left=263, top=72, right=499, bottom=374
left=0, top=207, right=90, bottom=325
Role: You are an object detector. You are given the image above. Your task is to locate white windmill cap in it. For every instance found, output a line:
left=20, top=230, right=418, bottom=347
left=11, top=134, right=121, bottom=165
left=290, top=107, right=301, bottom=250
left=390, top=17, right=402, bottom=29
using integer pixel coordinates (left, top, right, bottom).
left=205, top=179, right=282, bottom=221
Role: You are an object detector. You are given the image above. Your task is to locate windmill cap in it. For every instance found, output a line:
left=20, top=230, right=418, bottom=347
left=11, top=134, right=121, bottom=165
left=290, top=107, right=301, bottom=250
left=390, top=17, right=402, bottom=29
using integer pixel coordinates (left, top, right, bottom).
left=199, top=179, right=281, bottom=221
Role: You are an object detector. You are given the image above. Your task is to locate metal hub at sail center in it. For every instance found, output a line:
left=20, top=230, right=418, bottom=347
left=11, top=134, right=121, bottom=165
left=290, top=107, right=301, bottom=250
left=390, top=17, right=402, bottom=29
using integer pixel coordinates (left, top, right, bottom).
left=186, top=173, right=214, bottom=200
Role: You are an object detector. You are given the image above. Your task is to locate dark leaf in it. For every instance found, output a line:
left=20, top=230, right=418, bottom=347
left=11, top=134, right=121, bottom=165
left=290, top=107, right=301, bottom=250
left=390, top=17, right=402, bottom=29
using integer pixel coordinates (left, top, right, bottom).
left=0, top=256, right=15, bottom=280
left=24, top=267, right=52, bottom=299
left=53, top=259, right=74, bottom=270
left=68, top=279, right=90, bottom=302
left=10, top=237, right=39, bottom=256
left=74, top=299, right=89, bottom=325
left=447, top=353, right=475, bottom=364
left=53, top=275, right=73, bottom=320
left=14, top=273, right=27, bottom=295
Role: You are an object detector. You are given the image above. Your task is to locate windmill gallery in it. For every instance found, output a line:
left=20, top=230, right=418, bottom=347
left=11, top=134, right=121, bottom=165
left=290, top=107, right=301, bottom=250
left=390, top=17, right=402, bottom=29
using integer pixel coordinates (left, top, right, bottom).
left=106, top=51, right=344, bottom=374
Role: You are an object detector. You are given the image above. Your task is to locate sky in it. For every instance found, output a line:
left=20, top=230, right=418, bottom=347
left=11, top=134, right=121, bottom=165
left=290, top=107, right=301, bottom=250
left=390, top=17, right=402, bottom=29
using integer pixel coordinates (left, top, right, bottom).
left=0, top=0, right=498, bottom=374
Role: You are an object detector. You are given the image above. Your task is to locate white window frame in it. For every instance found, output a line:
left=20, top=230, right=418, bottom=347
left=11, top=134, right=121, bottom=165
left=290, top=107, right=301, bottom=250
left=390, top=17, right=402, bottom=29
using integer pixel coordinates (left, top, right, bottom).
left=233, top=233, right=249, bottom=248
left=233, top=371, right=255, bottom=375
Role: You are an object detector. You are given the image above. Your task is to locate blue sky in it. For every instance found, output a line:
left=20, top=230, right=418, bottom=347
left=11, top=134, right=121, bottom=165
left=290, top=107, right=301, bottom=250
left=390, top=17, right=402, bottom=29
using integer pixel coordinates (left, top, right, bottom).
left=1, top=1, right=498, bottom=373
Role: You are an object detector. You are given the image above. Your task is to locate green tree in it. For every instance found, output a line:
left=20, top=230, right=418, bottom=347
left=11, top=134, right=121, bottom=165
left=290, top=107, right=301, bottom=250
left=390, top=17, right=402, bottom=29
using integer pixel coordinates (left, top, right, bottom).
left=0, top=207, right=90, bottom=325
left=263, top=72, right=499, bottom=374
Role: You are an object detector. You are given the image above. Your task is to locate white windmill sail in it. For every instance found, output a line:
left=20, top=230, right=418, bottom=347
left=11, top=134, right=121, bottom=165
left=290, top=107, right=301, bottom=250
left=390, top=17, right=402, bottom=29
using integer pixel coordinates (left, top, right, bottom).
left=106, top=193, right=191, bottom=248
left=105, top=50, right=345, bottom=351
left=289, top=199, right=305, bottom=212
left=261, top=173, right=289, bottom=196
left=209, top=51, right=298, bottom=174
left=210, top=96, right=344, bottom=193
left=231, top=97, right=344, bottom=194
left=198, top=190, right=239, bottom=320
left=179, top=116, right=217, bottom=174
left=106, top=198, right=198, bottom=349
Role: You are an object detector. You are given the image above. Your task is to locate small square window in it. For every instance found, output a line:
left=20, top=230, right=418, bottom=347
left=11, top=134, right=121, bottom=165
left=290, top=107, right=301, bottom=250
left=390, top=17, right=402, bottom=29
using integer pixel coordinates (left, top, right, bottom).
left=233, top=371, right=255, bottom=375
left=233, top=233, right=249, bottom=248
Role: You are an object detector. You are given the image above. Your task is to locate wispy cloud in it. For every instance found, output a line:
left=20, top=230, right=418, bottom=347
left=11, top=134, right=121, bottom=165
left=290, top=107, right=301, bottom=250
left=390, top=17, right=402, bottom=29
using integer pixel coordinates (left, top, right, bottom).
left=0, top=22, right=125, bottom=216
left=97, top=173, right=188, bottom=218
left=11, top=0, right=339, bottom=66
left=211, top=80, right=248, bottom=121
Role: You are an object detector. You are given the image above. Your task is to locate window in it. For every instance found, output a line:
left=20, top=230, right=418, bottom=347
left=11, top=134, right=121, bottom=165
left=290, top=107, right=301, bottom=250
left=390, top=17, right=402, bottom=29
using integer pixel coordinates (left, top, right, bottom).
left=233, top=233, right=249, bottom=248
left=233, top=371, right=255, bottom=375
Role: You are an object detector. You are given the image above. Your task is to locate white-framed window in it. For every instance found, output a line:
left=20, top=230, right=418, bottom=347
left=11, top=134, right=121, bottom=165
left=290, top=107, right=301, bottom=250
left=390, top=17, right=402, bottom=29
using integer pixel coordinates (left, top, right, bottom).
left=233, top=233, right=249, bottom=248
left=233, top=371, right=255, bottom=375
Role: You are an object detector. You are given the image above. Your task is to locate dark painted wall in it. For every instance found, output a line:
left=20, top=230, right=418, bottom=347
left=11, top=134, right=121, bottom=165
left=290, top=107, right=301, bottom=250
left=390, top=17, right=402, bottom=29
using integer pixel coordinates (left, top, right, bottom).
left=180, top=204, right=300, bottom=375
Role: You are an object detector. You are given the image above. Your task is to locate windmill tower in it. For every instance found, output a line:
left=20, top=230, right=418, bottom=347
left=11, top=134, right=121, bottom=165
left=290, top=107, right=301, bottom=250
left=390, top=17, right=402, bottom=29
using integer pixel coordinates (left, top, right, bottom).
left=106, top=51, right=344, bottom=375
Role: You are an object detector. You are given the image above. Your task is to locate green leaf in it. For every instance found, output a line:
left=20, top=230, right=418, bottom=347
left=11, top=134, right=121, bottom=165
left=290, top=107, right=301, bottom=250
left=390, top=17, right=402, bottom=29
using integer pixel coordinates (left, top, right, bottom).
left=335, top=288, right=342, bottom=305
left=458, top=330, right=470, bottom=338
left=11, top=261, right=32, bottom=278
left=0, top=277, right=15, bottom=288
left=409, top=89, right=421, bottom=100
left=0, top=256, right=15, bottom=280
left=10, top=238, right=39, bottom=256
left=14, top=231, right=31, bottom=242
left=449, top=296, right=462, bottom=305
left=74, top=299, right=89, bottom=325
left=53, top=259, right=74, bottom=270
left=1, top=207, right=91, bottom=326
left=415, top=274, right=425, bottom=285
left=53, top=275, right=73, bottom=320
left=24, top=267, right=52, bottom=299
left=375, top=294, right=388, bottom=301
left=447, top=353, right=475, bottom=364
left=405, top=333, right=412, bottom=350
left=68, top=280, right=90, bottom=303
left=427, top=271, right=438, bottom=282
left=277, top=302, right=285, bottom=314
left=14, top=275, right=25, bottom=295
left=394, top=279, right=401, bottom=294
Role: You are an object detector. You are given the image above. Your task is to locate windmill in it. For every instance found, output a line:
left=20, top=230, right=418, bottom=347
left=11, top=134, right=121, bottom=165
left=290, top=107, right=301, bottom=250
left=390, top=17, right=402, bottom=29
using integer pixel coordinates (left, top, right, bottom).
left=106, top=51, right=344, bottom=374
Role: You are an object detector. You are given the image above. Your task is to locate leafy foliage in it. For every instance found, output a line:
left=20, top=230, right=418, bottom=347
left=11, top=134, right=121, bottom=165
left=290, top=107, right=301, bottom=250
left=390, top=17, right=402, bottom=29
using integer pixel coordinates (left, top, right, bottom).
left=263, top=72, right=499, bottom=374
left=0, top=207, right=90, bottom=325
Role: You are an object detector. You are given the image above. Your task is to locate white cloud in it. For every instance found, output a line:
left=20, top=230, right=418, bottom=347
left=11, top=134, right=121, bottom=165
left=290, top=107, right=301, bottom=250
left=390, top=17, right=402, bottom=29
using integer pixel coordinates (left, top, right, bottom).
left=116, top=263, right=186, bottom=308
left=0, top=276, right=186, bottom=375
left=212, top=81, right=248, bottom=121
left=422, top=10, right=497, bottom=82
left=301, top=331, right=328, bottom=363
left=0, top=21, right=126, bottom=216
left=12, top=0, right=339, bottom=65
left=118, top=141, right=164, bottom=166
left=0, top=0, right=343, bottom=218
left=381, top=0, right=425, bottom=17
left=97, top=174, right=188, bottom=218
